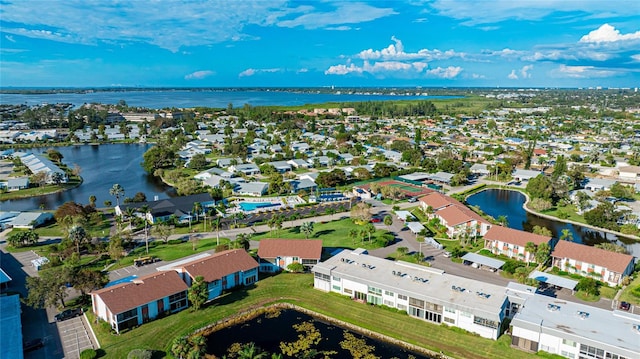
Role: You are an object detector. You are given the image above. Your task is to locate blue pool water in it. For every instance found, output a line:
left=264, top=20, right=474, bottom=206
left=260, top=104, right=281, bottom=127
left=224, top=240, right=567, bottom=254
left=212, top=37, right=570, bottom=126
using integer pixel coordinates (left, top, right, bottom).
left=238, top=202, right=278, bottom=211
left=106, top=275, right=138, bottom=287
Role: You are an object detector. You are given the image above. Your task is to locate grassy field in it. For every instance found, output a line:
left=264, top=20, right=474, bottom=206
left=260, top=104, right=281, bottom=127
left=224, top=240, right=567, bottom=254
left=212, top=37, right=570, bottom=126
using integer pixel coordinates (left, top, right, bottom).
left=92, top=273, right=538, bottom=359
left=250, top=218, right=392, bottom=250
left=0, top=177, right=82, bottom=201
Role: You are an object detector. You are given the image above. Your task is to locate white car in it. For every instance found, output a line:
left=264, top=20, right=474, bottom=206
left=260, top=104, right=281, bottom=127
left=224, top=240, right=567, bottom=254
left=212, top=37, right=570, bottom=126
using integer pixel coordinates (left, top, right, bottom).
left=443, top=251, right=451, bottom=258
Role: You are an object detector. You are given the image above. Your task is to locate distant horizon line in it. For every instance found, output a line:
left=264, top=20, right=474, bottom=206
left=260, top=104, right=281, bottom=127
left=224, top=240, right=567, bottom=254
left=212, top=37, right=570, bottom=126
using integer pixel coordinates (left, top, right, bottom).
left=2, top=86, right=637, bottom=91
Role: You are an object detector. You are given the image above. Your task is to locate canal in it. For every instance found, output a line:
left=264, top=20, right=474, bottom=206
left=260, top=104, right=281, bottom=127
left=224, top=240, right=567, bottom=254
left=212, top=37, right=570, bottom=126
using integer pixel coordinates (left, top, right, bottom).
left=1, top=143, right=173, bottom=211
left=466, top=188, right=639, bottom=256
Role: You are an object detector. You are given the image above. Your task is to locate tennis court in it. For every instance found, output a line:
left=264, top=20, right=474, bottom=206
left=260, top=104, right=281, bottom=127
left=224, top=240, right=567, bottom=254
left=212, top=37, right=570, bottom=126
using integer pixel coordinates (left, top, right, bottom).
left=359, top=179, right=434, bottom=197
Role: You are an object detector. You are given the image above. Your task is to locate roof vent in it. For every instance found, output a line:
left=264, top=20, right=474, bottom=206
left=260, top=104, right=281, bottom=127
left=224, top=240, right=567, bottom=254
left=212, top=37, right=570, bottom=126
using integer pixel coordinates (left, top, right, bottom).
left=547, top=304, right=561, bottom=312
left=341, top=258, right=346, bottom=262
left=361, top=263, right=367, bottom=268
left=476, top=291, right=491, bottom=299
left=451, top=285, right=465, bottom=293
left=132, top=279, right=144, bottom=285
left=577, top=311, right=589, bottom=319
left=392, top=270, right=397, bottom=275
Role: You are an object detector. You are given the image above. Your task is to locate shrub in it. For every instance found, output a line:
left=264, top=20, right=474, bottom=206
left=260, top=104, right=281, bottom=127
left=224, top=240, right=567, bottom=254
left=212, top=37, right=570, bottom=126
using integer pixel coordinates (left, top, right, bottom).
left=502, top=259, right=525, bottom=275
left=127, top=349, right=153, bottom=359
left=80, top=349, right=97, bottom=359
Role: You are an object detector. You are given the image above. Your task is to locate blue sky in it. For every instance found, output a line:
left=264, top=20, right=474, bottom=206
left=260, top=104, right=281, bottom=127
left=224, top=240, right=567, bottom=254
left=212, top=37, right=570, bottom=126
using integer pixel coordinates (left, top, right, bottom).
left=1, top=0, right=639, bottom=88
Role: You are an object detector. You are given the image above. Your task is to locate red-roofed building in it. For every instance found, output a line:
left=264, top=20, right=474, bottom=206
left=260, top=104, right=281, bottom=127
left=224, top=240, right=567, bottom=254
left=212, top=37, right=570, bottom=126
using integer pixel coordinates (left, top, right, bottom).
left=551, top=240, right=635, bottom=286
left=177, top=249, right=259, bottom=301
left=418, top=192, right=491, bottom=238
left=91, top=271, right=188, bottom=334
left=257, top=239, right=323, bottom=272
left=483, top=226, right=552, bottom=263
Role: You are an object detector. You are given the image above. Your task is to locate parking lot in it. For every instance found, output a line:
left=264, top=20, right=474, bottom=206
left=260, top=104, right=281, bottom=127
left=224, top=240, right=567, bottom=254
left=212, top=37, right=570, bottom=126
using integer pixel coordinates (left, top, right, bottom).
left=56, top=314, right=95, bottom=359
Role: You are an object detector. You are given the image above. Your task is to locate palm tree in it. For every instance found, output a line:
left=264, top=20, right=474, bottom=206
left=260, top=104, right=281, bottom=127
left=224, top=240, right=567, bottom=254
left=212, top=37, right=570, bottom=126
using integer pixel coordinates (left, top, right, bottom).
left=68, top=225, right=89, bottom=255
left=560, top=229, right=574, bottom=241
left=525, top=241, right=537, bottom=262
left=192, top=202, right=202, bottom=222
left=365, top=223, right=376, bottom=242
left=497, top=215, right=508, bottom=227
left=383, top=214, right=393, bottom=229
left=349, top=229, right=358, bottom=244
left=171, top=337, right=189, bottom=359
left=139, top=205, right=151, bottom=254
left=188, top=335, right=207, bottom=359
left=212, top=217, right=221, bottom=245
left=300, top=221, right=314, bottom=239
left=109, top=183, right=125, bottom=207
left=396, top=246, right=408, bottom=259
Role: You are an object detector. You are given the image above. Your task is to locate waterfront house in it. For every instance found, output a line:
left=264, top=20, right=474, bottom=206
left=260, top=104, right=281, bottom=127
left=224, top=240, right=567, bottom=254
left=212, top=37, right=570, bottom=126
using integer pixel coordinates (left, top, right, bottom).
left=551, top=240, right=634, bottom=286
left=115, top=193, right=215, bottom=224
left=176, top=249, right=259, bottom=301
left=483, top=226, right=552, bottom=263
left=312, top=249, right=511, bottom=339
left=511, top=294, right=640, bottom=358
left=4, top=177, right=29, bottom=191
left=257, top=239, right=323, bottom=272
left=91, top=271, right=189, bottom=334
left=512, top=169, right=543, bottom=182
left=419, top=192, right=491, bottom=238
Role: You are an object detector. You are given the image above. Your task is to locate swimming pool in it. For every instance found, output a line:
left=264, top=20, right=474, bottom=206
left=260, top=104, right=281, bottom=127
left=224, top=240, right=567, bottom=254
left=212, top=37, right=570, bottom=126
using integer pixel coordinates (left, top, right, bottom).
left=238, top=202, right=278, bottom=211
left=105, top=275, right=138, bottom=287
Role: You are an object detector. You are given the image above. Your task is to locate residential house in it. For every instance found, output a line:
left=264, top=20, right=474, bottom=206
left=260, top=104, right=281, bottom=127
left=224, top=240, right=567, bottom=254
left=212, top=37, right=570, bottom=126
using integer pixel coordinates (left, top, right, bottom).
left=233, top=182, right=269, bottom=197
left=287, top=159, right=311, bottom=169
left=469, top=163, right=490, bottom=176
left=176, top=249, right=259, bottom=301
left=91, top=271, right=189, bottom=334
left=257, top=239, right=323, bottom=272
left=434, top=205, right=492, bottom=239
left=511, top=294, right=640, bottom=358
left=583, top=178, right=617, bottom=192
left=483, top=226, right=552, bottom=263
left=288, top=178, right=317, bottom=194
left=551, top=240, right=635, bottom=286
left=512, top=169, right=543, bottom=182
left=115, top=193, right=215, bottom=224
left=3, top=177, right=29, bottom=191
left=267, top=161, right=292, bottom=173
left=14, top=152, right=67, bottom=184
left=229, top=163, right=261, bottom=176
left=618, top=165, right=640, bottom=181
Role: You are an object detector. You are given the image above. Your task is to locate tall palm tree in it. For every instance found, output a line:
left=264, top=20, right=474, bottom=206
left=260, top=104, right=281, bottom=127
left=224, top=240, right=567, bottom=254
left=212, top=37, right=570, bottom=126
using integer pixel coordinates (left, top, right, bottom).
left=139, top=205, right=151, bottom=254
left=300, top=221, right=314, bottom=239
left=109, top=183, right=125, bottom=207
left=192, top=202, right=202, bottom=222
left=560, top=229, right=574, bottom=241
left=212, top=217, right=221, bottom=245
left=68, top=225, right=89, bottom=256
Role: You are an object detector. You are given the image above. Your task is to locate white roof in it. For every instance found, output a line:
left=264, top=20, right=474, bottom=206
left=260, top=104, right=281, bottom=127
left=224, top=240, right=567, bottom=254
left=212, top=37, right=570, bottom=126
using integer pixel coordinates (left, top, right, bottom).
left=461, top=253, right=505, bottom=269
left=528, top=270, right=577, bottom=290
left=406, top=221, right=425, bottom=234
left=395, top=210, right=415, bottom=221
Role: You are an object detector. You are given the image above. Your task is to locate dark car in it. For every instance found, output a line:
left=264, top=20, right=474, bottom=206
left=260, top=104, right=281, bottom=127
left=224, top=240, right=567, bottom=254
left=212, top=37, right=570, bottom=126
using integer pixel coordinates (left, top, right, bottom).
left=54, top=307, right=83, bottom=322
left=23, top=338, right=44, bottom=352
left=619, top=301, right=631, bottom=311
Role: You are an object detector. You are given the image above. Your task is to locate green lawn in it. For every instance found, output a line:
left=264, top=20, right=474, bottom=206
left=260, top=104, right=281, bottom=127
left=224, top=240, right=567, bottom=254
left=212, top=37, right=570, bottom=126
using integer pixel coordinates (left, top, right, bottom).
left=618, top=274, right=640, bottom=305
left=250, top=218, right=392, bottom=250
left=92, top=273, right=538, bottom=359
left=0, top=177, right=81, bottom=201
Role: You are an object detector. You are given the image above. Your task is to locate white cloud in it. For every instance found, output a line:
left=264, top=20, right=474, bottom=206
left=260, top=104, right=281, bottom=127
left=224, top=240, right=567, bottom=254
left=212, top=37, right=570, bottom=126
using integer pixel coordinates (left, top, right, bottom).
left=184, top=70, right=214, bottom=80
left=325, top=63, right=363, bottom=75
left=325, top=60, right=430, bottom=76
left=470, top=73, right=486, bottom=79
left=426, top=66, right=462, bottom=78
left=552, top=65, right=617, bottom=78
left=238, top=68, right=282, bottom=77
left=520, top=65, right=533, bottom=78
left=508, top=70, right=518, bottom=79
left=428, top=0, right=638, bottom=25
left=276, top=2, right=396, bottom=29
left=325, top=26, right=353, bottom=31
left=580, top=24, right=640, bottom=43
left=357, top=36, right=465, bottom=61
left=5, top=35, right=16, bottom=43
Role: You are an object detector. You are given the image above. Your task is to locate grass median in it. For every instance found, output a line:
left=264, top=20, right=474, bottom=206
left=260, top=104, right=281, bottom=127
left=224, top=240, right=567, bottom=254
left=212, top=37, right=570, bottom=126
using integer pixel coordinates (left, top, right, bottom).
left=92, top=273, right=537, bottom=359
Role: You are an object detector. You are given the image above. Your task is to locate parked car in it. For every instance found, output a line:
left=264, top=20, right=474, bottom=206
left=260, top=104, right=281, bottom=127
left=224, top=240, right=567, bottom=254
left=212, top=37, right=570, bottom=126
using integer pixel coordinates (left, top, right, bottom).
left=370, top=217, right=382, bottom=223
left=408, top=197, right=418, bottom=203
left=619, top=301, right=631, bottom=311
left=23, top=338, right=44, bottom=352
left=443, top=251, right=452, bottom=258
left=54, top=307, right=83, bottom=322
left=134, top=256, right=157, bottom=267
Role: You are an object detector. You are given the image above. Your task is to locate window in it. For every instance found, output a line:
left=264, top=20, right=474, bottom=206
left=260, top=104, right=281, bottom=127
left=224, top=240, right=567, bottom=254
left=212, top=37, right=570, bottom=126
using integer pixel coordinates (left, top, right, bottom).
left=332, top=285, right=341, bottom=291
left=473, top=316, right=499, bottom=329
left=302, top=259, right=317, bottom=265
left=368, top=286, right=382, bottom=295
left=563, top=339, right=576, bottom=347
left=579, top=344, right=605, bottom=359
left=384, top=290, right=394, bottom=296
left=116, top=308, right=138, bottom=322
left=332, top=276, right=341, bottom=281
left=444, top=307, right=456, bottom=313
left=459, top=311, right=472, bottom=318
left=343, top=288, right=353, bottom=295
left=169, top=291, right=188, bottom=311
left=425, top=311, right=441, bottom=323
left=292, top=257, right=299, bottom=262
left=443, top=317, right=455, bottom=324
left=398, top=294, right=407, bottom=300
left=561, top=351, right=575, bottom=359
left=314, top=272, right=330, bottom=282
left=397, top=304, right=407, bottom=311
left=409, top=306, right=424, bottom=318
left=409, top=297, right=425, bottom=308
left=383, top=300, right=394, bottom=307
